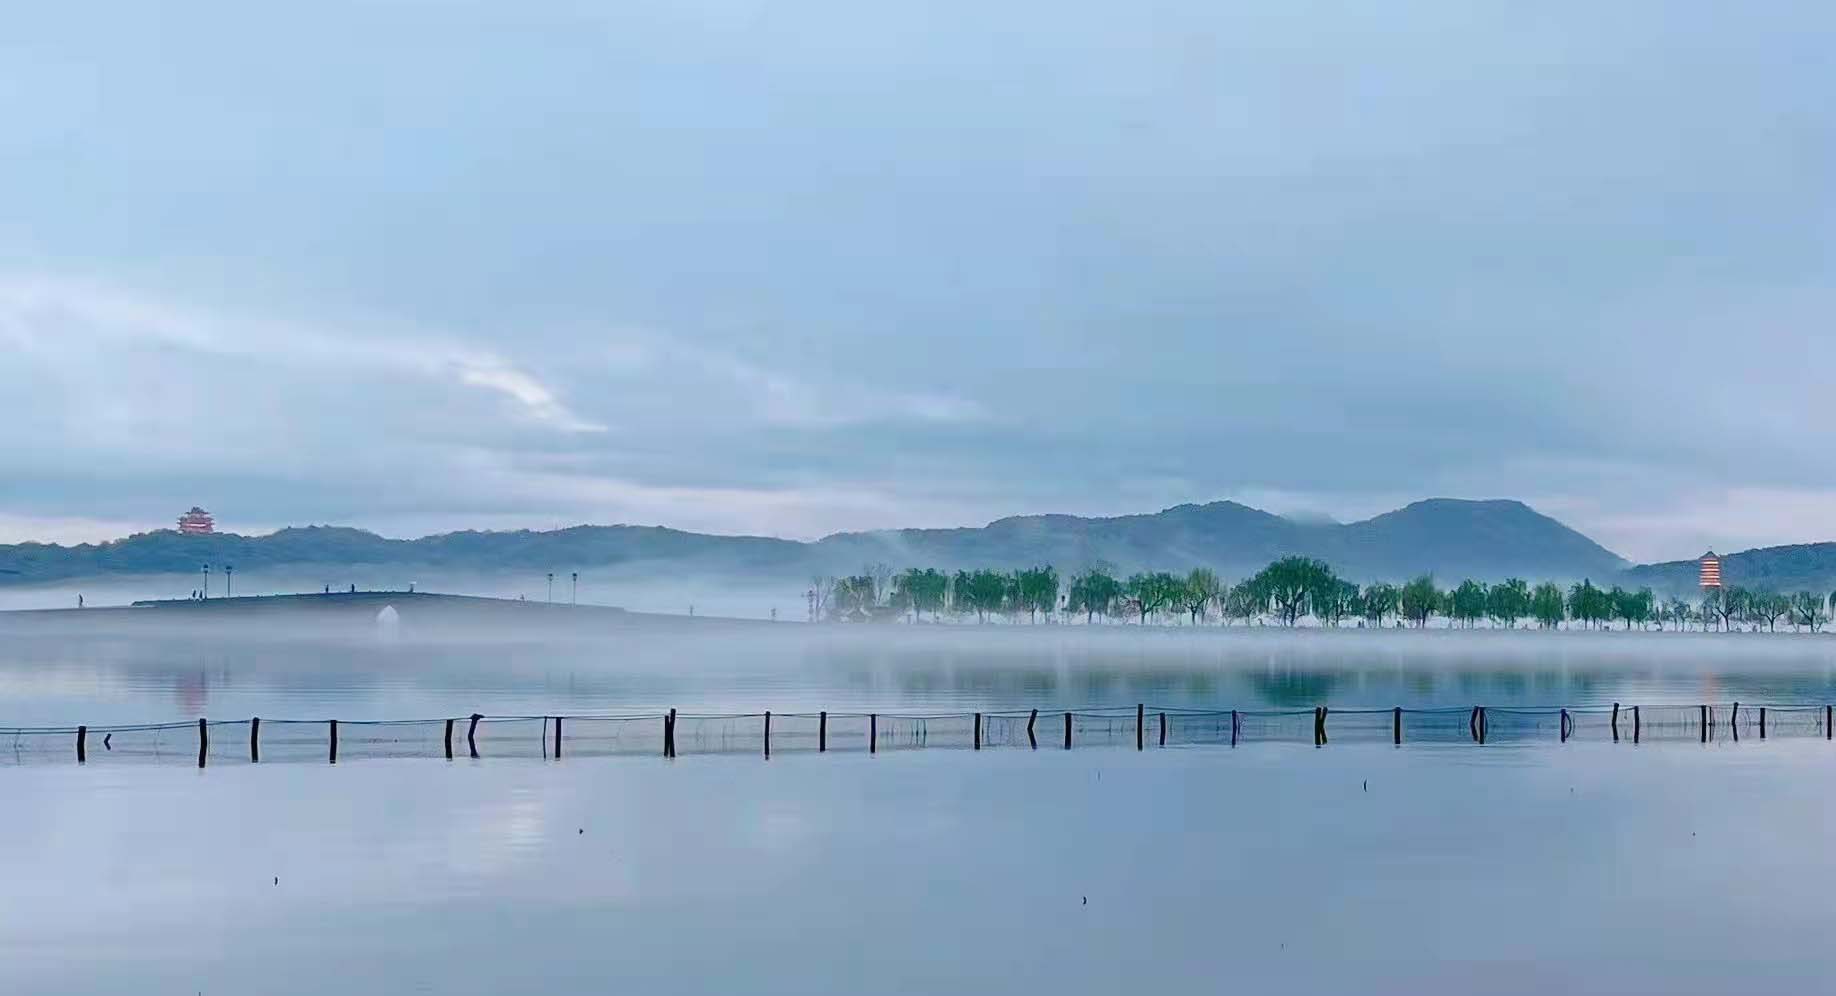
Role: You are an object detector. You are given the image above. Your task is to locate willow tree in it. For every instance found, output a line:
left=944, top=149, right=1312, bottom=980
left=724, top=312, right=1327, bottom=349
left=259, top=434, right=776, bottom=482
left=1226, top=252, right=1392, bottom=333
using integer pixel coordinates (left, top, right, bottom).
left=1530, top=582, right=1566, bottom=628
left=1317, top=579, right=1360, bottom=627
left=1486, top=578, right=1530, bottom=628
left=1248, top=556, right=1337, bottom=627
left=1790, top=591, right=1826, bottom=633
left=893, top=568, right=949, bottom=622
left=1067, top=567, right=1122, bottom=624
left=1704, top=586, right=1742, bottom=632
left=1124, top=571, right=1182, bottom=625
left=1223, top=582, right=1263, bottom=626
left=1013, top=566, right=1059, bottom=623
left=952, top=569, right=1008, bottom=623
left=1566, top=579, right=1612, bottom=629
left=829, top=574, right=878, bottom=620
left=1180, top=567, right=1222, bottom=625
left=1609, top=586, right=1653, bottom=630
left=1362, top=581, right=1400, bottom=628
left=1399, top=575, right=1441, bottom=628
left=1747, top=589, right=1789, bottom=632
left=1449, top=580, right=1488, bottom=628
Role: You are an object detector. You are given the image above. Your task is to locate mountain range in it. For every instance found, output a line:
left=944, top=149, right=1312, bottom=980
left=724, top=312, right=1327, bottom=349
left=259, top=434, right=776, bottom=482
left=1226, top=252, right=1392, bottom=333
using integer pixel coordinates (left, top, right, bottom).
left=0, top=497, right=1664, bottom=588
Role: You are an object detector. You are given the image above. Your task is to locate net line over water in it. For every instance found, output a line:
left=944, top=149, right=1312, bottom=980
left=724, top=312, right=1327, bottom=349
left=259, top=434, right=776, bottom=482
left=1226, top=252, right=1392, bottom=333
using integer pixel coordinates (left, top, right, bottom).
left=3, top=702, right=1833, bottom=767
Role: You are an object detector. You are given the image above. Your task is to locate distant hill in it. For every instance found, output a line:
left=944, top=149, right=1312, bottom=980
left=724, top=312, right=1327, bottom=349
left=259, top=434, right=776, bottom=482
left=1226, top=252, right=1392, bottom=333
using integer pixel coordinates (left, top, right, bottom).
left=0, top=498, right=1630, bottom=585
left=813, top=499, right=1627, bottom=581
left=1626, top=544, right=1836, bottom=595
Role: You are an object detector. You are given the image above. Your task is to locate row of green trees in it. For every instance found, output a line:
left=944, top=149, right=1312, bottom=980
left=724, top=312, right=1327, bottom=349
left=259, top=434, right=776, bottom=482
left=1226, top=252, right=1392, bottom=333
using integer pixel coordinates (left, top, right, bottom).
left=820, top=558, right=1836, bottom=632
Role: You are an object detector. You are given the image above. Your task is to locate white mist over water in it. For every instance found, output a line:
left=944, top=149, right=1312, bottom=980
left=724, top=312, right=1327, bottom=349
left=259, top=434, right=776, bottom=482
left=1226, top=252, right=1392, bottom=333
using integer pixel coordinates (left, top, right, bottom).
left=8, top=616, right=1836, bottom=993
left=7, top=744, right=1836, bottom=995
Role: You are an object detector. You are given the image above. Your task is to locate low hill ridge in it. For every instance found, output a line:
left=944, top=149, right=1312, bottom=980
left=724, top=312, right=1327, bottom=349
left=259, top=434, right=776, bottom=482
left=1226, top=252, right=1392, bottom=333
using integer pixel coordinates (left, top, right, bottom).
left=1, top=497, right=1632, bottom=585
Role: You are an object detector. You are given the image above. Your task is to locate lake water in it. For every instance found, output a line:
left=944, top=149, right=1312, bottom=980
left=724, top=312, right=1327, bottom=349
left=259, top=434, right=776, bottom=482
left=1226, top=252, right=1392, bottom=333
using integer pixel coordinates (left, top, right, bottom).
left=7, top=615, right=1836, bottom=994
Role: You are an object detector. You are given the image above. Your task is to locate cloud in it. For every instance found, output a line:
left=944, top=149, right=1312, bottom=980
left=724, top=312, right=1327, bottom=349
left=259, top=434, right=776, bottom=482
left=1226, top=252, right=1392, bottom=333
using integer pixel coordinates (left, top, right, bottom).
left=453, top=362, right=606, bottom=433
left=0, top=275, right=602, bottom=434
left=4, top=1, right=1835, bottom=557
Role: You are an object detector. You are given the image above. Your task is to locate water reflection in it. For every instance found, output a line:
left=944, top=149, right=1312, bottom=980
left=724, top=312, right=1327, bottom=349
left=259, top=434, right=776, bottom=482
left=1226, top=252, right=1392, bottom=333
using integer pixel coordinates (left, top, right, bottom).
left=4, top=619, right=1836, bottom=727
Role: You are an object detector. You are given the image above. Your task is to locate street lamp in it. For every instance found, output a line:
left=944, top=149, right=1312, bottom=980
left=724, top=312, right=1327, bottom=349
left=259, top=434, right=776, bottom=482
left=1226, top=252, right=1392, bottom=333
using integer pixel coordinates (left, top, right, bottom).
left=202, top=563, right=210, bottom=600
left=546, top=572, right=554, bottom=604
left=571, top=572, right=578, bottom=605
left=225, top=564, right=234, bottom=598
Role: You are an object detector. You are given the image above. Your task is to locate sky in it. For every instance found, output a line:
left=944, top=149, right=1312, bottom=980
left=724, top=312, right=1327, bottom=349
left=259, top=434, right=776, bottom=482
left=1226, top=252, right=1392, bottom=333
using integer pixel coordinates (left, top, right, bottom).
left=2, top=1, right=1832, bottom=563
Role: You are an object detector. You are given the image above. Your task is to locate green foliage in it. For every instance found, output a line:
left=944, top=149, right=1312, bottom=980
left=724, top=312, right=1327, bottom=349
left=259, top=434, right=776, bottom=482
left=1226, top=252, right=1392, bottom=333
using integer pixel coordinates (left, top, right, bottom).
left=1702, top=586, right=1741, bottom=632
left=892, top=568, right=949, bottom=620
left=1486, top=578, right=1530, bottom=628
left=951, top=569, right=1008, bottom=623
left=1530, top=582, right=1566, bottom=628
left=1790, top=591, right=1826, bottom=632
left=828, top=574, right=878, bottom=620
left=819, top=556, right=1836, bottom=638
left=1361, top=582, right=1399, bottom=627
left=1399, top=575, right=1441, bottom=628
left=1745, top=589, right=1790, bottom=631
left=1566, top=579, right=1612, bottom=628
left=1608, top=585, right=1653, bottom=630
left=1012, top=566, right=1059, bottom=623
left=1124, top=571, right=1183, bottom=624
left=1066, top=567, right=1122, bottom=623
left=1181, top=567, right=1222, bottom=624
left=1317, top=579, right=1360, bottom=627
left=1247, top=556, right=1338, bottom=626
left=1223, top=582, right=1263, bottom=625
left=1449, top=579, right=1488, bottom=628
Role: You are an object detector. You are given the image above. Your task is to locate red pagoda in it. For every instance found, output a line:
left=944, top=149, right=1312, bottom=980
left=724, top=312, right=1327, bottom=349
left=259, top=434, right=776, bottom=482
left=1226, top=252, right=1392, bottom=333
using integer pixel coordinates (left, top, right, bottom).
left=177, top=507, right=215, bottom=535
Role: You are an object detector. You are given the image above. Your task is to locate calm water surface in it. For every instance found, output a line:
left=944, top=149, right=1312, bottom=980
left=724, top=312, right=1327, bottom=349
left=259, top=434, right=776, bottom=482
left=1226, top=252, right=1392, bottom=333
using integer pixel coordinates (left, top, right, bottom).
left=6, top=618, right=1836, bottom=994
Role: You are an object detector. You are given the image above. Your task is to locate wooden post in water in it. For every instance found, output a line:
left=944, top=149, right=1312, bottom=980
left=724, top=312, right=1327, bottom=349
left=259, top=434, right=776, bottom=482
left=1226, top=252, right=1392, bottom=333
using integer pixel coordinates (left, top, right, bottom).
left=870, top=713, right=878, bottom=753
left=467, top=713, right=482, bottom=758
left=1393, top=707, right=1402, bottom=746
left=764, top=711, right=772, bottom=758
left=667, top=708, right=677, bottom=757
left=1478, top=707, right=1487, bottom=745
left=198, top=718, right=208, bottom=769
left=1469, top=707, right=1480, bottom=743
left=1560, top=708, right=1569, bottom=744
left=251, top=717, right=260, bottom=763
left=1159, top=711, right=1167, bottom=747
left=1731, top=703, right=1739, bottom=743
left=1826, top=705, right=1831, bottom=740
left=1026, top=709, right=1037, bottom=749
left=1611, top=702, right=1620, bottom=742
left=76, top=725, right=86, bottom=764
left=1700, top=704, right=1708, bottom=744
left=1760, top=707, right=1767, bottom=740
left=1633, top=705, right=1640, bottom=744
left=329, top=719, right=339, bottom=764
left=1064, top=711, right=1072, bottom=750
left=1230, top=709, right=1239, bottom=747
left=553, top=716, right=562, bottom=758
left=819, top=711, right=827, bottom=753
left=444, top=718, right=454, bottom=759
left=974, top=712, right=982, bottom=751
left=1136, top=704, right=1144, bottom=751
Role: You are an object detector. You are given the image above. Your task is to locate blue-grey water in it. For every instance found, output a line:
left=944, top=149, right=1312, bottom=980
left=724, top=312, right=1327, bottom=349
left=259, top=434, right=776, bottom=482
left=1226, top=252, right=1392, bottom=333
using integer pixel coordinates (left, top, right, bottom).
left=7, top=616, right=1836, bottom=994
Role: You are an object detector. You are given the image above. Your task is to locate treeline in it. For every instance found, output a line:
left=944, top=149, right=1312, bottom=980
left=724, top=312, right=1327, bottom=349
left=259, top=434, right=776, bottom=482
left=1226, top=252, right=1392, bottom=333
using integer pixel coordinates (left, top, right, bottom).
left=818, top=557, right=1836, bottom=632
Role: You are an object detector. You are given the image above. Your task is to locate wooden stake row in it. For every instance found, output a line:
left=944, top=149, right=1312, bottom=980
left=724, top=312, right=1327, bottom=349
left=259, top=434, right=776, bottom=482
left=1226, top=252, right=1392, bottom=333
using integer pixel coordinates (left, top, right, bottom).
left=62, top=703, right=1832, bottom=765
